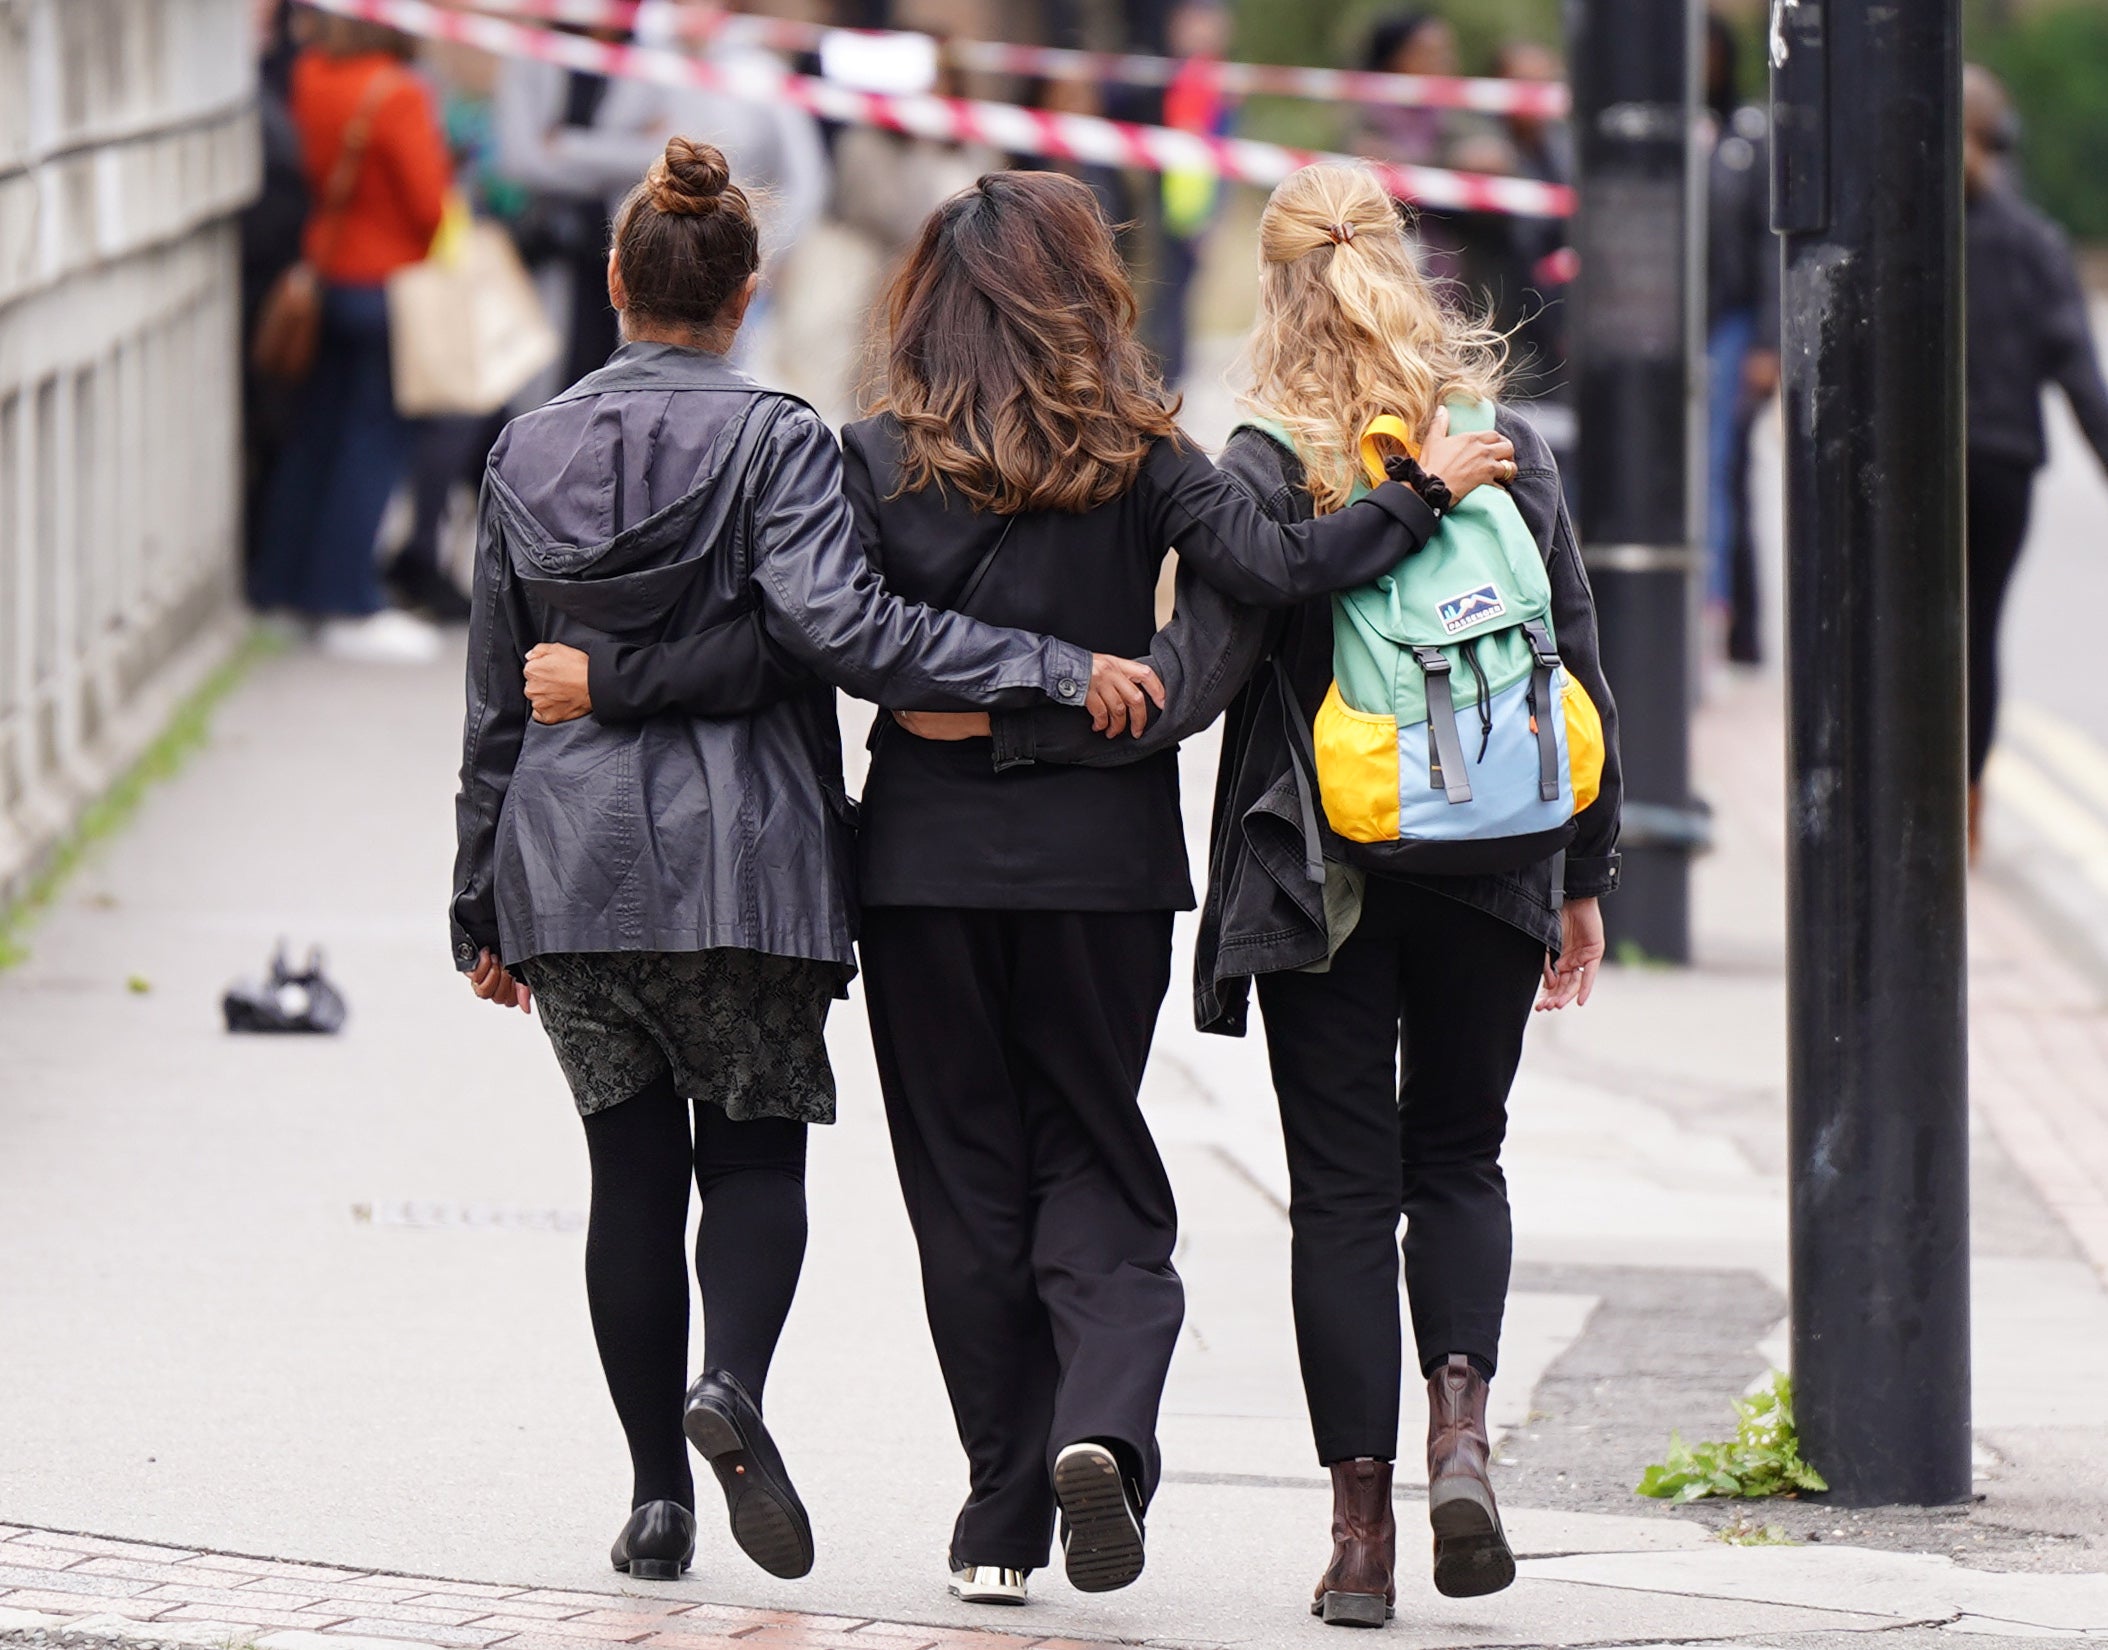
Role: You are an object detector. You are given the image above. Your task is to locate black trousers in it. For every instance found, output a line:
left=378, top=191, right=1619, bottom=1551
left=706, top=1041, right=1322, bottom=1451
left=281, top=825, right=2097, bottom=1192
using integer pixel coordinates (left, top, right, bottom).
left=1966, top=452, right=2037, bottom=785
left=1256, top=878, right=1543, bottom=1465
left=862, top=907, right=1183, bottom=1572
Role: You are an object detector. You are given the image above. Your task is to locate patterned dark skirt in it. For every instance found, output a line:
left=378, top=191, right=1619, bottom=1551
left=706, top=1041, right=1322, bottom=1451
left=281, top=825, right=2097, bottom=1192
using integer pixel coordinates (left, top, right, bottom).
left=517, top=949, right=851, bottom=1122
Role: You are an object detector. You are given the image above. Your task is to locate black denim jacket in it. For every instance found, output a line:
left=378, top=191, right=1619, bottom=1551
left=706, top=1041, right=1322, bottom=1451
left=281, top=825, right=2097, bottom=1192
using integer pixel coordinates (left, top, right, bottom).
left=992, top=407, right=1623, bottom=1036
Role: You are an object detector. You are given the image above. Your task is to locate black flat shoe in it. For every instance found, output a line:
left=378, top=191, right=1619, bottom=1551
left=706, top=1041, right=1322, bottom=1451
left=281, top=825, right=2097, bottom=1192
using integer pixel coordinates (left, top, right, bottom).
left=1053, top=1441, right=1146, bottom=1593
left=609, top=1499, right=696, bottom=1581
left=684, top=1369, right=815, bottom=1580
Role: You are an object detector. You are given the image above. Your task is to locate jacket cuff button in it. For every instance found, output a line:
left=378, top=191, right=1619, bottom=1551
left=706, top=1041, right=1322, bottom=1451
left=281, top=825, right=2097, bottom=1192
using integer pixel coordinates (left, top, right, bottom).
left=1057, top=678, right=1080, bottom=699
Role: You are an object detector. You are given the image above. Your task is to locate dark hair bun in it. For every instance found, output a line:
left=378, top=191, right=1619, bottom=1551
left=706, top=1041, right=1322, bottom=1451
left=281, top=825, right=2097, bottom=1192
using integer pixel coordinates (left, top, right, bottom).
left=648, top=137, right=731, bottom=217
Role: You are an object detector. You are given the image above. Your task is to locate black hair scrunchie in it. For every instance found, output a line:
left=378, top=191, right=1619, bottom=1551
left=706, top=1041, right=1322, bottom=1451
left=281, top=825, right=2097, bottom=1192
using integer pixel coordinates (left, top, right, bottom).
left=1383, top=452, right=1454, bottom=517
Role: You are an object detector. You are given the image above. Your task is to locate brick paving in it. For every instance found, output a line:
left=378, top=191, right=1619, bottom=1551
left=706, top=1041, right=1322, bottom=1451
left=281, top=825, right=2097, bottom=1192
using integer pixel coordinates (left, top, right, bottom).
left=0, top=1527, right=1124, bottom=1650
left=1971, top=886, right=2108, bottom=1282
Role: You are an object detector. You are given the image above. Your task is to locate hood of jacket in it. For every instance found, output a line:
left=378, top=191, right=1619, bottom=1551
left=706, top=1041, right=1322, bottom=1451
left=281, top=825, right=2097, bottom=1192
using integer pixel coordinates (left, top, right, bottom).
left=485, top=343, right=787, bottom=635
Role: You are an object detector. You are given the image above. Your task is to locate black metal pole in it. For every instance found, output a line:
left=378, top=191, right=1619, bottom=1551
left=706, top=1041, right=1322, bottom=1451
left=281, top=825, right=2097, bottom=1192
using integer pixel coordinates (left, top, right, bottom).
left=1774, top=0, right=1972, bottom=1504
left=1567, top=0, right=1706, bottom=964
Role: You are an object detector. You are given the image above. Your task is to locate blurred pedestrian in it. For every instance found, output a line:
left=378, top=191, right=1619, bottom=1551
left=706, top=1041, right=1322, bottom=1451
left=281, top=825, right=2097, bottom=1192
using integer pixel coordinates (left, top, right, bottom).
left=387, top=43, right=515, bottom=625
left=452, top=139, right=1152, bottom=1587
left=956, top=162, right=1621, bottom=1619
left=1358, top=11, right=1495, bottom=289
left=523, top=171, right=1456, bottom=1609
left=1702, top=13, right=1777, bottom=665
left=1489, top=39, right=1570, bottom=389
left=249, top=15, right=451, bottom=662
left=239, top=0, right=308, bottom=576
left=1137, top=0, right=1235, bottom=388
left=1961, top=64, right=2108, bottom=856
left=494, top=20, right=828, bottom=386
left=1360, top=11, right=1461, bottom=170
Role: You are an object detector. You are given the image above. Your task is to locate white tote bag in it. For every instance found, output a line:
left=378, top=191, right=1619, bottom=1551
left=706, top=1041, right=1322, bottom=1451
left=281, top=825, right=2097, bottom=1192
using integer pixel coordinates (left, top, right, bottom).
left=388, top=218, right=561, bottom=418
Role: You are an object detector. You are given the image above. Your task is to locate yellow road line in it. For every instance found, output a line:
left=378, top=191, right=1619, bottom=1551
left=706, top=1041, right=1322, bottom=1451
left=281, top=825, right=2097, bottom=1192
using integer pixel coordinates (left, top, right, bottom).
left=2006, top=700, right=2108, bottom=820
left=1987, top=745, right=2108, bottom=900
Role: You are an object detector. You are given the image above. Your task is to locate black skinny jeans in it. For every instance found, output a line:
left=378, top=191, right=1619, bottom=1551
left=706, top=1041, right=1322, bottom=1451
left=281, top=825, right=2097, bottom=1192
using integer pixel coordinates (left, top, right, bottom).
left=861, top=907, right=1184, bottom=1573
left=1256, top=876, right=1543, bottom=1466
left=1966, top=451, right=2037, bottom=786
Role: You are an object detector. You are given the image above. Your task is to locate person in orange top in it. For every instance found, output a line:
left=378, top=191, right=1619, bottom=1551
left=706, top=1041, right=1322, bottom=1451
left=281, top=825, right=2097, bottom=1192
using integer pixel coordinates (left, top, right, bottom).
left=250, top=17, right=455, bottom=662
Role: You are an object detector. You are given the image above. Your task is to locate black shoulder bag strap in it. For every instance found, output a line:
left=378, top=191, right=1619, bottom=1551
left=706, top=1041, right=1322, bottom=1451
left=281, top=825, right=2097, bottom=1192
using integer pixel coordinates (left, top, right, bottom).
left=865, top=513, right=1019, bottom=753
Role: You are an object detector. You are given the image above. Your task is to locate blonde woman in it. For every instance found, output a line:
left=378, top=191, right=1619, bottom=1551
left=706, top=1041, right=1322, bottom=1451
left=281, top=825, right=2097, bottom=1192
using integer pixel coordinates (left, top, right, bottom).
left=978, top=163, right=1623, bottom=1620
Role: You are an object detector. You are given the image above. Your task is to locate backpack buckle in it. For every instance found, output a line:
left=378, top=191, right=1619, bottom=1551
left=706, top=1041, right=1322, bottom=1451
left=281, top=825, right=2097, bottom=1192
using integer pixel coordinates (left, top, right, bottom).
left=1521, top=620, right=1560, bottom=669
left=1411, top=646, right=1452, bottom=676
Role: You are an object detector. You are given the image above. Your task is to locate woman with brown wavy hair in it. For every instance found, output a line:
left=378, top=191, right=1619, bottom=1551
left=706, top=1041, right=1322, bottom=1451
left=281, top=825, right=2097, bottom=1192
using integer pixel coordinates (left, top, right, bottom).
left=842, top=169, right=1510, bottom=1608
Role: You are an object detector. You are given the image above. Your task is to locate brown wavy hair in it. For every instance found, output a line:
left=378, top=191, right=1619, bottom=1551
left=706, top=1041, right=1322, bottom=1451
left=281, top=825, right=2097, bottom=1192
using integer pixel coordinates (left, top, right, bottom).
left=872, top=171, right=1182, bottom=515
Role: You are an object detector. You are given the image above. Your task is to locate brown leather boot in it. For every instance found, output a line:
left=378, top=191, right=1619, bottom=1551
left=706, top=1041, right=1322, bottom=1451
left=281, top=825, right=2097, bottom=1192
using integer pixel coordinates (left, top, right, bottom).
left=1311, top=1458, right=1395, bottom=1627
left=1426, top=1354, right=1515, bottom=1598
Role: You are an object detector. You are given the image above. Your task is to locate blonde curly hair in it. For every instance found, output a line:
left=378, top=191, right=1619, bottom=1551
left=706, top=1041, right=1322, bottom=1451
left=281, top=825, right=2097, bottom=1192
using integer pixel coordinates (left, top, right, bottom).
left=1242, top=164, right=1508, bottom=515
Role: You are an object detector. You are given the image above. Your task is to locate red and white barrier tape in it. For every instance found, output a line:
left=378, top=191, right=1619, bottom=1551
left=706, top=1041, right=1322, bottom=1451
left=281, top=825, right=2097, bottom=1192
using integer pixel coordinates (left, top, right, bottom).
left=311, top=0, right=1574, bottom=218
left=444, top=0, right=1571, bottom=117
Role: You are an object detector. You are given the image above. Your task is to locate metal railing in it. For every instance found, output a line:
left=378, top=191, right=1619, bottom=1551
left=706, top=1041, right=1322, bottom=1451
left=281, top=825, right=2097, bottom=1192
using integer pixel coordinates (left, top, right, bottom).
left=0, top=0, right=259, bottom=900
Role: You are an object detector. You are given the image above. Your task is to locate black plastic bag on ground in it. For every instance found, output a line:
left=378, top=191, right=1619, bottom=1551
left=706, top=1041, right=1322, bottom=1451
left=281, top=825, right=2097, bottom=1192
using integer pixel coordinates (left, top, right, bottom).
left=223, top=944, right=348, bottom=1034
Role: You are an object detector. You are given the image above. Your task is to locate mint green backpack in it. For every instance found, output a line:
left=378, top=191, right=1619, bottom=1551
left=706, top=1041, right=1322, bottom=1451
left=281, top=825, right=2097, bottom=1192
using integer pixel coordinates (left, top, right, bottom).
left=1248, top=400, right=1604, bottom=874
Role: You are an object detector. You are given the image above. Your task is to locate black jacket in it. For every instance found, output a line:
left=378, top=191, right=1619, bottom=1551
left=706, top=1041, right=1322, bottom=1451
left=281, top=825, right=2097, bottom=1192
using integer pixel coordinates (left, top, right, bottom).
left=449, top=344, right=1095, bottom=974
left=1965, top=184, right=2108, bottom=474
left=1708, top=103, right=1778, bottom=345
left=842, top=415, right=1441, bottom=911
left=994, top=409, right=1622, bottom=1035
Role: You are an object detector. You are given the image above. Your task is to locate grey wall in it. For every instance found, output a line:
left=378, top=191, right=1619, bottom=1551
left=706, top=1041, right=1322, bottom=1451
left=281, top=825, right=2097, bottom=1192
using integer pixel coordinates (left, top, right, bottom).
left=0, top=0, right=259, bottom=900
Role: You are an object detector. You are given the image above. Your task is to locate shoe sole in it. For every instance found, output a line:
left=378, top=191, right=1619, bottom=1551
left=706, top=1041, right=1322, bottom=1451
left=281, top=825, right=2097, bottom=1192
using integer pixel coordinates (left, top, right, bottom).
left=949, top=1586, right=1028, bottom=1606
left=685, top=1401, right=815, bottom=1580
left=1429, top=1481, right=1516, bottom=1598
left=1312, top=1591, right=1392, bottom=1628
left=1052, top=1445, right=1144, bottom=1594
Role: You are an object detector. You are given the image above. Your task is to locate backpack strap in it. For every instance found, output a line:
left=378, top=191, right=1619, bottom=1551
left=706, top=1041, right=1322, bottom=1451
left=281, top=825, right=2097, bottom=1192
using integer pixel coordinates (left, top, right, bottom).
left=950, top=516, right=1019, bottom=616
left=1521, top=620, right=1563, bottom=803
left=1413, top=647, right=1475, bottom=805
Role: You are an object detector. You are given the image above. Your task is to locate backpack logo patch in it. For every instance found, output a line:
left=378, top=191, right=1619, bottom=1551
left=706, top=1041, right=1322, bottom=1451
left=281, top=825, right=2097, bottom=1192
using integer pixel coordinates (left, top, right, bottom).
left=1439, top=583, right=1507, bottom=635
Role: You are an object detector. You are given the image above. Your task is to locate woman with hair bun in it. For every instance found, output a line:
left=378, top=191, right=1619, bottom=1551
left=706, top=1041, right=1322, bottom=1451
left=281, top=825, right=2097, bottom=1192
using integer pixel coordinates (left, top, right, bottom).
left=548, top=166, right=1496, bottom=1608
left=450, top=137, right=1165, bottom=1587
left=986, top=162, right=1623, bottom=1619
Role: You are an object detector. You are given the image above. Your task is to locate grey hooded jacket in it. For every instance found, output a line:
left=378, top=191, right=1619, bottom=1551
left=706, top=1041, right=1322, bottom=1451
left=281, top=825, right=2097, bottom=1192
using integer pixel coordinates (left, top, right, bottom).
left=449, top=344, right=1094, bottom=975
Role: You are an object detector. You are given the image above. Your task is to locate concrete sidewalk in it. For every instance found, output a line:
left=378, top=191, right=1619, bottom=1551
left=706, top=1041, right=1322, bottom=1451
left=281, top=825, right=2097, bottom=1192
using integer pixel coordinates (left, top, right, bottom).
left=2, top=622, right=2107, bottom=1650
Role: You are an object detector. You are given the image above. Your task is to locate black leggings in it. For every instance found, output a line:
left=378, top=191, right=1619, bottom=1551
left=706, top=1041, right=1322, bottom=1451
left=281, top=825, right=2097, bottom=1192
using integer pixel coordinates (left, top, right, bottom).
left=1966, top=453, right=2037, bottom=785
left=1255, top=878, right=1543, bottom=1465
left=582, top=1074, right=808, bottom=1510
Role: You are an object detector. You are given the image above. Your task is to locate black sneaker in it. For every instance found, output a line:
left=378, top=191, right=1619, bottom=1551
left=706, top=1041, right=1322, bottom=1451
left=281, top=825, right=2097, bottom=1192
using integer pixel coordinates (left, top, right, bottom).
left=1052, top=1442, right=1145, bottom=1593
left=683, top=1369, right=814, bottom=1579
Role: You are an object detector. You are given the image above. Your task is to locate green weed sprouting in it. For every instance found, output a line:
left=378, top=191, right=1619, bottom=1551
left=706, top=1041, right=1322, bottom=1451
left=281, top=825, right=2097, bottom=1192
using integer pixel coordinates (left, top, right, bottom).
left=1636, top=1371, right=1828, bottom=1502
